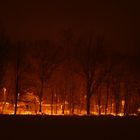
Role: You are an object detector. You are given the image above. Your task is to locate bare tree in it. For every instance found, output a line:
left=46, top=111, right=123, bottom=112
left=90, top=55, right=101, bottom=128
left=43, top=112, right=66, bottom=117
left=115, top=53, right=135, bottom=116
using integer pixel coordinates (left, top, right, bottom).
left=33, top=40, right=64, bottom=114
left=74, top=35, right=104, bottom=115
left=14, top=41, right=26, bottom=115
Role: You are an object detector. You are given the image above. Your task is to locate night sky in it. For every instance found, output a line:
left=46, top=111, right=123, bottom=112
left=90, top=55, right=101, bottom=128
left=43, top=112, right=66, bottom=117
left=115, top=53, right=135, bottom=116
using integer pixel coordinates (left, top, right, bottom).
left=0, top=0, right=140, bottom=54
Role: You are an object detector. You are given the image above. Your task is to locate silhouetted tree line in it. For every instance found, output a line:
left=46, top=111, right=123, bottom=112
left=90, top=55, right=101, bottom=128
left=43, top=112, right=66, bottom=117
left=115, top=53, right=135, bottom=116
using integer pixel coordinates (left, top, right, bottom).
left=0, top=28, right=140, bottom=116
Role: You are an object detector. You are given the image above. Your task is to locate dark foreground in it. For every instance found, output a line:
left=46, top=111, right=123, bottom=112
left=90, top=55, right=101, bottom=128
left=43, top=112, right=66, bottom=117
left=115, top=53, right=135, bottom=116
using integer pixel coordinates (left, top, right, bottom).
left=0, top=115, right=140, bottom=140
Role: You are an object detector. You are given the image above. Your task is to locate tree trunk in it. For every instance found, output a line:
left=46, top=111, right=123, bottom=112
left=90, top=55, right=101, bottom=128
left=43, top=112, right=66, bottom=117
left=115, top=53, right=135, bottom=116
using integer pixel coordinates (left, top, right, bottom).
left=14, top=46, right=20, bottom=115
left=39, top=79, right=44, bottom=113
left=51, top=90, right=54, bottom=115
left=62, top=85, right=67, bottom=115
left=97, top=87, right=101, bottom=115
left=86, top=80, right=92, bottom=115
left=69, top=88, right=74, bottom=115
left=115, top=95, right=120, bottom=116
left=39, top=99, right=42, bottom=113
left=124, top=95, right=128, bottom=116
left=114, top=82, right=120, bottom=116
left=71, top=93, right=74, bottom=114
left=55, top=94, right=57, bottom=114
left=14, top=83, right=19, bottom=115
left=34, top=98, right=37, bottom=114
left=105, top=84, right=109, bottom=115
left=72, top=103, right=75, bottom=114
left=86, top=96, right=90, bottom=115
left=110, top=95, right=113, bottom=114
left=62, top=101, right=65, bottom=114
left=123, top=85, right=129, bottom=116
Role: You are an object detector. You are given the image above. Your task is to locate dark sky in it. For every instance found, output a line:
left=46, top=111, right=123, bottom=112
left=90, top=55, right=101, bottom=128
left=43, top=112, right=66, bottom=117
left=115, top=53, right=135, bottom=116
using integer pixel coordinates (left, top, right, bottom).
left=0, top=0, right=140, bottom=54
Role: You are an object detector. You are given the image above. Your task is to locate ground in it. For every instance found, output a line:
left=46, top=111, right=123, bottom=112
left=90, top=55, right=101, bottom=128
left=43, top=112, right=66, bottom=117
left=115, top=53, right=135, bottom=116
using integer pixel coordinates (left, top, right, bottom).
left=0, top=115, right=139, bottom=140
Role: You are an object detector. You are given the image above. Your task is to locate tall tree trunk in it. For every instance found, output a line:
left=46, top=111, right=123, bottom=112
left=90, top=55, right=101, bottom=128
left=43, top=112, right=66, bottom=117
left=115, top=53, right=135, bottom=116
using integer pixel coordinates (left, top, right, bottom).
left=86, top=96, right=91, bottom=115
left=51, top=90, right=54, bottom=115
left=62, top=85, right=67, bottom=115
left=55, top=94, right=57, bottom=114
left=105, top=84, right=109, bottom=115
left=123, top=84, right=129, bottom=116
left=124, top=94, right=129, bottom=116
left=14, top=46, right=20, bottom=115
left=123, top=98, right=128, bottom=116
left=110, top=94, right=113, bottom=114
left=69, top=88, right=74, bottom=115
left=62, top=101, right=65, bottom=114
left=34, top=98, right=37, bottom=114
left=97, top=87, right=101, bottom=115
left=72, top=104, right=75, bottom=114
left=39, top=79, right=44, bottom=113
left=86, top=80, right=92, bottom=115
left=114, top=82, right=120, bottom=116
left=14, top=80, right=19, bottom=115
left=71, top=92, right=74, bottom=114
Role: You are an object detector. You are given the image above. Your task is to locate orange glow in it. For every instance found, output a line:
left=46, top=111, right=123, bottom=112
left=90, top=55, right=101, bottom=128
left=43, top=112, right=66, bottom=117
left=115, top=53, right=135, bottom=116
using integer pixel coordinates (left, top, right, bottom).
left=0, top=100, right=138, bottom=116
left=0, top=88, right=139, bottom=116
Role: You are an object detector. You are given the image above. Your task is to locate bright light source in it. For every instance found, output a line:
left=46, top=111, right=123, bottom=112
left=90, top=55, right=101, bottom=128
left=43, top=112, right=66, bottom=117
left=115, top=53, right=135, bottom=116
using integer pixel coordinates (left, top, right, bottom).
left=3, top=87, right=6, bottom=93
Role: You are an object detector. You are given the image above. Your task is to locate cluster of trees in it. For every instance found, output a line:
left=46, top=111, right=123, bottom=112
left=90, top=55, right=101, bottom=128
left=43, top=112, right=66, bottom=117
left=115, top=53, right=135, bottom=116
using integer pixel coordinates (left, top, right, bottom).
left=0, top=28, right=140, bottom=115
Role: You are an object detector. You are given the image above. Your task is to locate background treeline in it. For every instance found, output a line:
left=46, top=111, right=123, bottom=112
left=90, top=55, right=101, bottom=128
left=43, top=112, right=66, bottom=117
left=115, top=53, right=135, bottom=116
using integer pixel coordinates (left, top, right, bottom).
left=0, top=28, right=140, bottom=116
